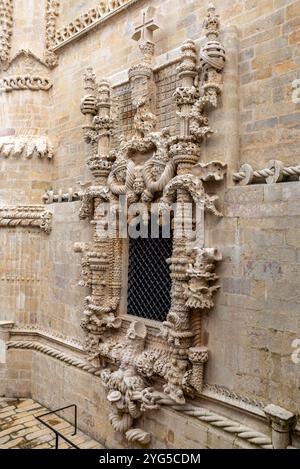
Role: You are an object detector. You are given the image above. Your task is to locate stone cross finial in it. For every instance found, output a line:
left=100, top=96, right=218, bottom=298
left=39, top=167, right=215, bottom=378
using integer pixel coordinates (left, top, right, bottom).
left=132, top=6, right=159, bottom=43
left=203, top=2, right=220, bottom=40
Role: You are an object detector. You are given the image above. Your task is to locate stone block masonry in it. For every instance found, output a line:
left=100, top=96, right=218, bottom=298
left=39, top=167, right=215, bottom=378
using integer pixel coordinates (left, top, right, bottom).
left=0, top=0, right=300, bottom=450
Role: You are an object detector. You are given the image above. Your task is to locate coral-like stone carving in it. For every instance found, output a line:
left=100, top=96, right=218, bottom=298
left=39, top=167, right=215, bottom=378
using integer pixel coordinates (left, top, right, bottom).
left=0, top=206, right=52, bottom=234
left=183, top=248, right=222, bottom=310
left=101, top=321, right=159, bottom=445
left=0, top=137, right=54, bottom=159
left=45, top=0, right=60, bottom=68
left=77, top=4, right=226, bottom=443
left=0, top=76, right=53, bottom=92
left=0, top=0, right=13, bottom=65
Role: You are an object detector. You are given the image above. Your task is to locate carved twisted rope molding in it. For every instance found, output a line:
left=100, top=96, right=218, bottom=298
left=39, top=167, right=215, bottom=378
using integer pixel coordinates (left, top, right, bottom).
left=53, top=0, right=140, bottom=49
left=0, top=206, right=52, bottom=234
left=7, top=341, right=101, bottom=375
left=0, top=0, right=14, bottom=65
left=233, top=160, right=300, bottom=185
left=6, top=340, right=279, bottom=450
left=0, top=76, right=53, bottom=92
left=0, top=137, right=54, bottom=159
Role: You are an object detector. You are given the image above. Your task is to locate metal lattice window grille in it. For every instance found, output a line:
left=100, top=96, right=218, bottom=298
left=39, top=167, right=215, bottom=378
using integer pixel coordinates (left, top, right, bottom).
left=127, top=223, right=173, bottom=322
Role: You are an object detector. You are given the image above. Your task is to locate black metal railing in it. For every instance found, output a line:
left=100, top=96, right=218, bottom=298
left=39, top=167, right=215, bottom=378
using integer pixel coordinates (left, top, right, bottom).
left=35, top=404, right=79, bottom=449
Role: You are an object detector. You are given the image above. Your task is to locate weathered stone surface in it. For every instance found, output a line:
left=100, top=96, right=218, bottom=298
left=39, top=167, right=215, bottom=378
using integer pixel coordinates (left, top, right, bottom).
left=0, top=0, right=299, bottom=451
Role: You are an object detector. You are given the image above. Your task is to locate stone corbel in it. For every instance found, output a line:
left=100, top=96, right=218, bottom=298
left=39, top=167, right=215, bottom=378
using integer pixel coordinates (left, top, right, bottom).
left=264, top=404, right=297, bottom=449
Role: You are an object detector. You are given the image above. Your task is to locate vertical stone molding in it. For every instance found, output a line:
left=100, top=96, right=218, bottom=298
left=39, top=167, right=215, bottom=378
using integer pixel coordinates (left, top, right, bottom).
left=0, top=0, right=14, bottom=66
left=45, top=0, right=60, bottom=68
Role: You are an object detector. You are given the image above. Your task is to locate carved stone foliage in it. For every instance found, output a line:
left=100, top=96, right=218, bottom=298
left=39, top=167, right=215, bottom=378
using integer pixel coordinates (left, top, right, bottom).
left=0, top=76, right=53, bottom=92
left=77, top=5, right=226, bottom=444
left=0, top=137, right=54, bottom=159
left=0, top=0, right=13, bottom=66
left=0, top=206, right=52, bottom=234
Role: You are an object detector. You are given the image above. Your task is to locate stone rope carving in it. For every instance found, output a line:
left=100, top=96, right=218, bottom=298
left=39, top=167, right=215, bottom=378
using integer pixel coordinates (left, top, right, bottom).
left=77, top=4, right=227, bottom=444
left=0, top=0, right=13, bottom=65
left=7, top=341, right=101, bottom=375
left=8, top=339, right=295, bottom=450
left=0, top=76, right=53, bottom=92
left=54, top=0, right=137, bottom=48
left=0, top=137, right=54, bottom=159
left=233, top=160, right=300, bottom=185
left=0, top=206, right=52, bottom=234
left=45, top=0, right=60, bottom=68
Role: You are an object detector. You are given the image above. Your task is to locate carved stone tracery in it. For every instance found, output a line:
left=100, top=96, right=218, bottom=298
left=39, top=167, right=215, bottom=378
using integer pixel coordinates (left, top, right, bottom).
left=78, top=4, right=226, bottom=445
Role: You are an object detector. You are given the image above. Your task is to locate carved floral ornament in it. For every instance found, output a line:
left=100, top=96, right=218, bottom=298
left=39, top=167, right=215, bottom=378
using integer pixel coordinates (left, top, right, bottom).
left=77, top=4, right=227, bottom=445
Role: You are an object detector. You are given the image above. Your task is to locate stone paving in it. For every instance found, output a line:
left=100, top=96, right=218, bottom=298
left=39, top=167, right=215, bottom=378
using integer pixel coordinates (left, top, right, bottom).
left=0, top=399, right=104, bottom=449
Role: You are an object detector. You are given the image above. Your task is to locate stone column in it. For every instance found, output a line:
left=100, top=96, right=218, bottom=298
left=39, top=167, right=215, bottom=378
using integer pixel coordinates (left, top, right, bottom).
left=265, top=404, right=297, bottom=449
left=0, top=321, right=14, bottom=396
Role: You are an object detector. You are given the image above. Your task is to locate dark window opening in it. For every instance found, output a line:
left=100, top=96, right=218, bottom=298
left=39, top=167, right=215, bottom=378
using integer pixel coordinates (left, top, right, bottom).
left=127, top=224, right=173, bottom=322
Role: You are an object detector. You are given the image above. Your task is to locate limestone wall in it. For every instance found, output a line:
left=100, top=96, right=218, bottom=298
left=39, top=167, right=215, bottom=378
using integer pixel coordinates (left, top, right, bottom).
left=0, top=0, right=299, bottom=449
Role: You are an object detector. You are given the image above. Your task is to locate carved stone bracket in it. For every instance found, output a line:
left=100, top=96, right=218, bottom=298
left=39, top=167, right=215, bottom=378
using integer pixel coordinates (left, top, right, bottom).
left=0, top=136, right=54, bottom=159
left=77, top=4, right=226, bottom=445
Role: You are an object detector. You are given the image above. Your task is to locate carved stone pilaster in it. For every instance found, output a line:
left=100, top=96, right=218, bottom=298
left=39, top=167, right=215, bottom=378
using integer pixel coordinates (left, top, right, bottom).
left=265, top=404, right=297, bottom=449
left=45, top=0, right=60, bottom=68
left=0, top=0, right=14, bottom=66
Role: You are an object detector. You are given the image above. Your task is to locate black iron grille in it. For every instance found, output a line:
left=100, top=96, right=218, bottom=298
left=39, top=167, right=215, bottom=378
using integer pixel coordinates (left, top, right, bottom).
left=127, top=227, right=173, bottom=322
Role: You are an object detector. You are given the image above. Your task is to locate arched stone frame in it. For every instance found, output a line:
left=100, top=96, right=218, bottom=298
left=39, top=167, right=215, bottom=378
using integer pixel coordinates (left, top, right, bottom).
left=77, top=4, right=227, bottom=446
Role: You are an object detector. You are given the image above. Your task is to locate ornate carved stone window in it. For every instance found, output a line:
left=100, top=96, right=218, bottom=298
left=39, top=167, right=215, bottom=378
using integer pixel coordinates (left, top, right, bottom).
left=78, top=4, right=227, bottom=446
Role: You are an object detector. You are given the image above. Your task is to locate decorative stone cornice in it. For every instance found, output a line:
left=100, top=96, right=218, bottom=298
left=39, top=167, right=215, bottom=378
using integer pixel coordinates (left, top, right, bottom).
left=202, top=384, right=266, bottom=416
left=0, top=136, right=54, bottom=159
left=233, top=160, right=300, bottom=185
left=0, top=0, right=14, bottom=66
left=53, top=0, right=140, bottom=50
left=9, top=325, right=84, bottom=352
left=0, top=206, right=52, bottom=234
left=0, top=76, right=53, bottom=92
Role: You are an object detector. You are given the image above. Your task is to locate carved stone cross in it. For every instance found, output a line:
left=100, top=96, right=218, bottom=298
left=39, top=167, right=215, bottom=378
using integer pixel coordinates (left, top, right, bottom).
left=132, top=6, right=160, bottom=43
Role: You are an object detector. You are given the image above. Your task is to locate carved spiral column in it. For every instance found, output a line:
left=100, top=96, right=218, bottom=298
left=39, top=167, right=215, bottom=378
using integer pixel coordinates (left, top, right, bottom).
left=163, top=40, right=201, bottom=404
